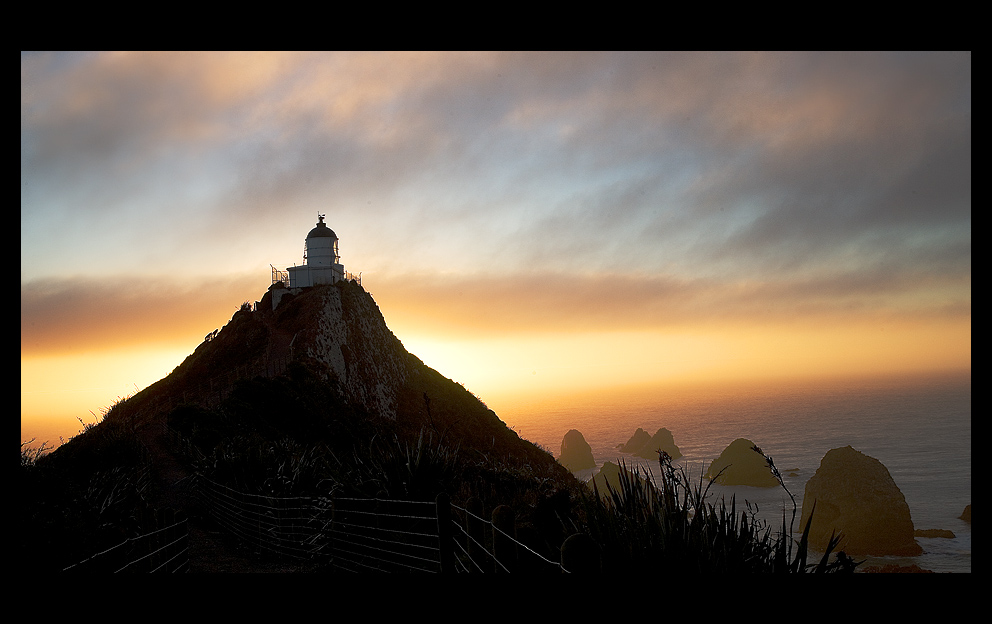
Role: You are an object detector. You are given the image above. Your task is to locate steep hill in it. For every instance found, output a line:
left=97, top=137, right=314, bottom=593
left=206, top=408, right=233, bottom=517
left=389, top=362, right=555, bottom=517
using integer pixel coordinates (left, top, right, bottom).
left=152, top=280, right=557, bottom=464
left=49, top=280, right=569, bottom=476
left=26, top=279, right=578, bottom=571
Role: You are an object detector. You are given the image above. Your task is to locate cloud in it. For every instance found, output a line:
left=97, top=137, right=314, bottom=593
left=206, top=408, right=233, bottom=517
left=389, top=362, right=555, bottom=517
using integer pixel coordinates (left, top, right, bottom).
left=371, top=267, right=971, bottom=339
left=20, top=257, right=969, bottom=363
left=20, top=273, right=263, bottom=355
left=21, top=51, right=293, bottom=166
left=21, top=51, right=971, bottom=294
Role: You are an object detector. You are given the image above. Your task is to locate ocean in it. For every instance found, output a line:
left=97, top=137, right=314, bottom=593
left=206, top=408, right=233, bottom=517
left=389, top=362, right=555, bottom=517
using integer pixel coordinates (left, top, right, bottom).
left=497, top=373, right=971, bottom=573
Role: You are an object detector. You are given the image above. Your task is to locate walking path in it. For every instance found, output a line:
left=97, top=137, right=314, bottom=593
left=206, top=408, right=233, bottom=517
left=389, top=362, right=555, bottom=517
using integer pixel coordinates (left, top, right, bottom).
left=135, top=421, right=304, bottom=573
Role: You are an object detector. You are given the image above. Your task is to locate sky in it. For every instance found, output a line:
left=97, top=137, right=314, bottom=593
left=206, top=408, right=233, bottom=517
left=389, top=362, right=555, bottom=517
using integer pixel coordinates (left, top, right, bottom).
left=21, top=51, right=971, bottom=447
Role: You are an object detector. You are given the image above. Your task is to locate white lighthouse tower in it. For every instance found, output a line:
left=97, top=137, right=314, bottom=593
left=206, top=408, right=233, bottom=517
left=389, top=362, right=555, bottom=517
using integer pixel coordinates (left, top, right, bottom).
left=285, top=214, right=346, bottom=288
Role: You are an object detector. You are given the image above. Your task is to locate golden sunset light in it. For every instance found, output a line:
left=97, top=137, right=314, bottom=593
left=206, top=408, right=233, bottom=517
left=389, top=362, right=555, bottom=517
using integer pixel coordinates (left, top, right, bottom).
left=21, top=347, right=189, bottom=439
left=20, top=52, right=972, bottom=574
left=21, top=51, right=970, bottom=448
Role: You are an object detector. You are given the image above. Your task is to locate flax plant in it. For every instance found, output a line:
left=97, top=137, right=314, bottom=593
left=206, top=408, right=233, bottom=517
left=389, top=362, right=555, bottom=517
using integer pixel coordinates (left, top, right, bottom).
left=576, top=449, right=859, bottom=573
left=351, top=427, right=460, bottom=500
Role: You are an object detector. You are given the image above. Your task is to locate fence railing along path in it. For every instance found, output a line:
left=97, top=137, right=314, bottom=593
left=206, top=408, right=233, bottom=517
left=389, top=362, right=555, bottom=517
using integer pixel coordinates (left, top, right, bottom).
left=64, top=425, right=584, bottom=573
left=63, top=508, right=189, bottom=573
left=190, top=470, right=573, bottom=573
left=64, top=473, right=577, bottom=573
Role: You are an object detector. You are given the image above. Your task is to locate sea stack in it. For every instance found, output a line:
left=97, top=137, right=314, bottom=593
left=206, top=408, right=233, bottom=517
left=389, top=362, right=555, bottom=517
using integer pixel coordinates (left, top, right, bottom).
left=800, top=445, right=922, bottom=556
left=619, top=428, right=652, bottom=454
left=635, top=427, right=682, bottom=461
left=559, top=429, right=596, bottom=472
left=704, top=438, right=779, bottom=487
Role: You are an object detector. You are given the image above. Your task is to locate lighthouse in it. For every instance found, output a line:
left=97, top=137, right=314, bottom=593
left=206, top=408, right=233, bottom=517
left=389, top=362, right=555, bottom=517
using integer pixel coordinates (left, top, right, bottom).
left=285, top=214, right=346, bottom=288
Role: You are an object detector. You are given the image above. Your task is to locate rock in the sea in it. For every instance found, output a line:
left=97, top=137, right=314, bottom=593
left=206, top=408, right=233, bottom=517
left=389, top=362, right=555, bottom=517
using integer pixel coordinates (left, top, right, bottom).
left=588, top=461, right=652, bottom=501
left=618, top=428, right=652, bottom=454
left=559, top=429, right=596, bottom=472
left=703, top=438, right=778, bottom=487
left=861, top=563, right=933, bottom=573
left=800, top=445, right=922, bottom=556
left=959, top=504, right=971, bottom=522
left=633, top=427, right=683, bottom=461
left=914, top=529, right=955, bottom=538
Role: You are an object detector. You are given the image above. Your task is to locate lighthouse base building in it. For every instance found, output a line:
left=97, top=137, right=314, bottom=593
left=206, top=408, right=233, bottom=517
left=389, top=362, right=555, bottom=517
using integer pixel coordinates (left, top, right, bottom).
left=270, top=215, right=358, bottom=310
left=286, top=262, right=344, bottom=288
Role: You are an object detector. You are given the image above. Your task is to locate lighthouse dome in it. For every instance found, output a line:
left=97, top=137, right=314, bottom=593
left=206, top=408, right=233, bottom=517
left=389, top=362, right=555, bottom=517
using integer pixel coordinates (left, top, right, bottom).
left=307, top=215, right=337, bottom=239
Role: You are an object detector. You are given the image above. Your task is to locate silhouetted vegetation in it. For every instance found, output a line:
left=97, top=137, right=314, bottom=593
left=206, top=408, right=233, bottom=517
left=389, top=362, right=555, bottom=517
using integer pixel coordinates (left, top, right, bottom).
left=20, top=398, right=154, bottom=572
left=574, top=451, right=859, bottom=572
left=20, top=280, right=860, bottom=572
left=21, top=387, right=859, bottom=572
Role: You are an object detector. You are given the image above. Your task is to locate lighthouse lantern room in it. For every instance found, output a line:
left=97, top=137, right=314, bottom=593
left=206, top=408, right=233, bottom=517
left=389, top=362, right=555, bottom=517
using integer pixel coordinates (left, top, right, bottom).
left=285, top=214, right=345, bottom=288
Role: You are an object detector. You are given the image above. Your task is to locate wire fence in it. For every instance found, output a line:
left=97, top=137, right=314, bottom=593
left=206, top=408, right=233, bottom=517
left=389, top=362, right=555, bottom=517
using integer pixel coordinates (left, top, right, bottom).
left=448, top=502, right=562, bottom=573
left=196, top=475, right=325, bottom=562
left=315, top=496, right=446, bottom=572
left=63, top=474, right=571, bottom=573
left=63, top=510, right=189, bottom=573
left=62, top=426, right=576, bottom=573
left=188, top=475, right=567, bottom=572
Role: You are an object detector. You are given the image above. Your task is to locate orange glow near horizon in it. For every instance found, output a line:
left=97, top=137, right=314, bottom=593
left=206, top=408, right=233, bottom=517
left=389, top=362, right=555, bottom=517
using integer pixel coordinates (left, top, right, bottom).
left=20, top=346, right=193, bottom=448
left=21, top=287, right=970, bottom=451
left=397, top=315, right=970, bottom=410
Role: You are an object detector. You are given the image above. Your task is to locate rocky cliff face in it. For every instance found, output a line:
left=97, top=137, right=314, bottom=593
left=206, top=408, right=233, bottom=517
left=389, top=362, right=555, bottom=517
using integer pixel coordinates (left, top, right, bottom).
left=271, top=282, right=410, bottom=420
left=159, top=280, right=552, bottom=467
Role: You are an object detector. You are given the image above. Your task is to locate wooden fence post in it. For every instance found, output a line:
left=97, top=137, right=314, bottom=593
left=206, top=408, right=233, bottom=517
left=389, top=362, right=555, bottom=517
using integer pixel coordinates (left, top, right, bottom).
left=492, top=505, right=516, bottom=573
left=465, top=497, right=487, bottom=572
left=435, top=493, right=454, bottom=573
left=373, top=498, right=386, bottom=571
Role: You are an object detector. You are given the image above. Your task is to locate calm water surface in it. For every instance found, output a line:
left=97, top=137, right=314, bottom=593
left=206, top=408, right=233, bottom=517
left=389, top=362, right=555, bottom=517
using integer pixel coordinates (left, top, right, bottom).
left=498, top=374, right=971, bottom=573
